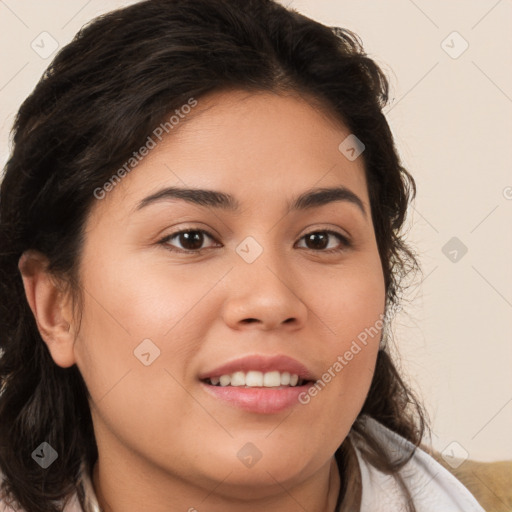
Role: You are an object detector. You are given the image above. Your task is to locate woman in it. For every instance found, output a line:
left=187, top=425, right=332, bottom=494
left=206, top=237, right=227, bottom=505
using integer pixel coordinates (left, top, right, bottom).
left=0, top=0, right=486, bottom=510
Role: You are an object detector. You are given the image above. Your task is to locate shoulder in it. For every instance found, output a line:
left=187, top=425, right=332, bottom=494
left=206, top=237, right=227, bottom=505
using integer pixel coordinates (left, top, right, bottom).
left=352, top=416, right=487, bottom=512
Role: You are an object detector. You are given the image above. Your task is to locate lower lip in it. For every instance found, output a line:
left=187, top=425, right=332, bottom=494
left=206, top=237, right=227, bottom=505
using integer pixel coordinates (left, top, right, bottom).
left=200, top=381, right=311, bottom=414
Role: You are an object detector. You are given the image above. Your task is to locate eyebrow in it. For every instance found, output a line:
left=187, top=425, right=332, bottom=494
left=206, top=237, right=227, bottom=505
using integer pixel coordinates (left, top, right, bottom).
left=135, top=185, right=367, bottom=219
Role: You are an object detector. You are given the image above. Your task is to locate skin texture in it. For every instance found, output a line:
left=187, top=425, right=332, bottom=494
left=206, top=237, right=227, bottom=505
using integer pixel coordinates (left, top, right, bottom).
left=19, top=89, right=386, bottom=512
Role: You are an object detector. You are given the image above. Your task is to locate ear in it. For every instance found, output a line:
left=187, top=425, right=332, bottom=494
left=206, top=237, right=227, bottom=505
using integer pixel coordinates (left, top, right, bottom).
left=18, top=250, right=77, bottom=368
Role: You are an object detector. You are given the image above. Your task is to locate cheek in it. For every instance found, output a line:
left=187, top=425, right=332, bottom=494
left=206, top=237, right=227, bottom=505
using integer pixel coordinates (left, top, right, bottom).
left=300, top=255, right=385, bottom=424
left=72, top=250, right=226, bottom=418
left=73, top=281, right=205, bottom=463
left=86, top=249, right=227, bottom=337
left=315, top=254, right=386, bottom=351
left=74, top=247, right=217, bottom=359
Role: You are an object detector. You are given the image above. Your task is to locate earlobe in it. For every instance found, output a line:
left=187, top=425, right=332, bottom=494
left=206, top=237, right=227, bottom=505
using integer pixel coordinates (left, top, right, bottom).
left=18, top=250, right=77, bottom=368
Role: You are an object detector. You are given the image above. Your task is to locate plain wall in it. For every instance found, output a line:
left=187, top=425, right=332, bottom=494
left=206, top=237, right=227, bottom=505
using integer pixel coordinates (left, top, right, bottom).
left=0, top=0, right=511, bottom=462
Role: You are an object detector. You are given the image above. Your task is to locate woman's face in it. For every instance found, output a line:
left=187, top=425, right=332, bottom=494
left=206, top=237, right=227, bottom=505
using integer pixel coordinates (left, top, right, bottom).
left=72, top=90, right=386, bottom=501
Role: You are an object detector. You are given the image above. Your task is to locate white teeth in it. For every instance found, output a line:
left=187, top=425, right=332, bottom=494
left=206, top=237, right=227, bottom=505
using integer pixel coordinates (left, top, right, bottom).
left=207, top=371, right=304, bottom=387
left=263, top=371, right=280, bottom=387
left=231, top=371, right=245, bottom=387
left=246, top=371, right=263, bottom=387
left=280, top=371, right=291, bottom=385
left=219, top=375, right=231, bottom=387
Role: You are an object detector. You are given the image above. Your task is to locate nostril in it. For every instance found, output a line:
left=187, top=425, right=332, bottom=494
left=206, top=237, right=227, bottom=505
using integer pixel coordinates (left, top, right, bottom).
left=242, top=318, right=258, bottom=324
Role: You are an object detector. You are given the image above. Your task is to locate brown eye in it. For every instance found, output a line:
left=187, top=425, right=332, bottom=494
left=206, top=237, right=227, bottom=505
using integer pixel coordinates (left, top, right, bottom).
left=297, top=230, right=351, bottom=253
left=158, top=228, right=351, bottom=255
left=160, top=229, right=218, bottom=252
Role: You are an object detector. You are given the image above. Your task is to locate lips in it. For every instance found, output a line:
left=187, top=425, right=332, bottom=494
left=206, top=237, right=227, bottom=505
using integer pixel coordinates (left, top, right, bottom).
left=198, top=354, right=316, bottom=414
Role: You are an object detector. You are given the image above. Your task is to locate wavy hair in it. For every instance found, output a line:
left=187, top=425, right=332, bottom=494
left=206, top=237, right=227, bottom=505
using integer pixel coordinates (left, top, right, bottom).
left=0, top=0, right=427, bottom=510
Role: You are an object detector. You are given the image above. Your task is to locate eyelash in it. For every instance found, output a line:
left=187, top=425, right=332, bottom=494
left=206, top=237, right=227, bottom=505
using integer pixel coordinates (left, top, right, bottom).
left=158, top=228, right=352, bottom=255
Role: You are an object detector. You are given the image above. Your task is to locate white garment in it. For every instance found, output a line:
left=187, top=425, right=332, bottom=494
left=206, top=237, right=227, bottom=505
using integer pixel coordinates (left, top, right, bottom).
left=353, top=416, right=486, bottom=512
left=1, top=417, right=486, bottom=511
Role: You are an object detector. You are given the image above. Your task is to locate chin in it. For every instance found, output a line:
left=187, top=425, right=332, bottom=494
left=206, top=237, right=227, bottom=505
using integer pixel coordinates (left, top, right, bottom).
left=206, top=448, right=318, bottom=489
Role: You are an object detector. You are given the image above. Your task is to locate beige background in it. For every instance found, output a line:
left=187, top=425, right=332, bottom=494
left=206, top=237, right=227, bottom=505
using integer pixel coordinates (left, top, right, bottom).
left=1, top=0, right=511, bottom=462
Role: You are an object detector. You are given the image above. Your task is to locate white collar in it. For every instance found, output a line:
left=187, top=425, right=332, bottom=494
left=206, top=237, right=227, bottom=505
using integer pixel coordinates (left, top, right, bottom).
left=353, top=416, right=486, bottom=512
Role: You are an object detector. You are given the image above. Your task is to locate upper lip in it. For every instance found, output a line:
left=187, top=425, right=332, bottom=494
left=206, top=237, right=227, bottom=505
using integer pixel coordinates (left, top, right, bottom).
left=198, top=354, right=316, bottom=381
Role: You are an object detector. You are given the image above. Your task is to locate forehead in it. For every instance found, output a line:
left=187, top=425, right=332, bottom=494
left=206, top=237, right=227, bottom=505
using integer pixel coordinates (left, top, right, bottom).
left=89, top=89, right=369, bottom=222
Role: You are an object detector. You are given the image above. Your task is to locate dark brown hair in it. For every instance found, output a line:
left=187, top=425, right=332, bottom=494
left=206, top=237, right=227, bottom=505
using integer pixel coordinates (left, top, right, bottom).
left=0, top=0, right=427, bottom=510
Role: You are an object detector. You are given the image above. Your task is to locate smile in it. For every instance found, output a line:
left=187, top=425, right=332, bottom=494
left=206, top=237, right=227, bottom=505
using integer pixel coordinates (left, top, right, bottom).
left=204, top=370, right=306, bottom=387
left=199, top=355, right=316, bottom=414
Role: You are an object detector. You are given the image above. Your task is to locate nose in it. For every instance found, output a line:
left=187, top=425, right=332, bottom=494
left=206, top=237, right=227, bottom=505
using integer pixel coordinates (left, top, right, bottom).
left=221, top=253, right=309, bottom=331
